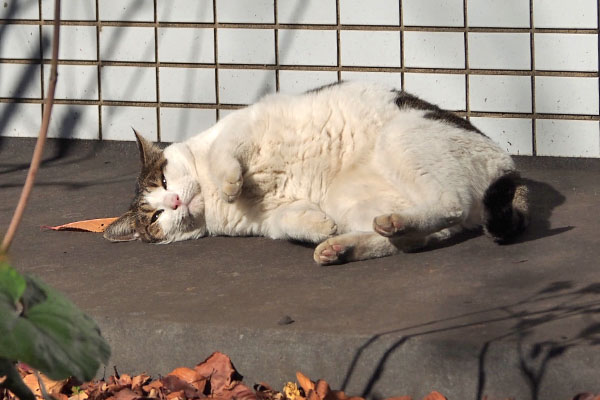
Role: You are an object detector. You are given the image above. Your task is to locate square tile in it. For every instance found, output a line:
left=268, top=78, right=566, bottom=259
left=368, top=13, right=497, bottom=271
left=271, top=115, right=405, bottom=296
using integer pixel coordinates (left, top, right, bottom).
left=0, top=0, right=39, bottom=19
left=42, top=0, right=95, bottom=20
left=534, top=0, right=597, bottom=28
left=468, top=0, right=530, bottom=28
left=159, top=67, right=216, bottom=103
left=470, top=117, right=533, bottom=155
left=158, top=0, right=213, bottom=22
left=536, top=119, right=600, bottom=157
left=404, top=73, right=466, bottom=110
left=0, top=63, right=41, bottom=99
left=0, top=25, right=39, bottom=60
left=218, top=29, right=275, bottom=64
left=99, top=0, right=154, bottom=22
left=535, top=34, right=598, bottom=72
left=102, top=106, right=158, bottom=141
left=100, top=27, right=155, bottom=62
left=279, top=30, right=337, bottom=66
left=218, top=69, right=276, bottom=104
left=469, top=33, right=531, bottom=70
left=44, top=65, right=98, bottom=100
left=340, top=0, right=400, bottom=25
left=469, top=75, right=532, bottom=113
left=277, top=0, right=336, bottom=24
left=403, top=0, right=464, bottom=27
left=48, top=105, right=99, bottom=140
left=158, top=28, right=214, bottom=63
left=340, top=31, right=401, bottom=67
left=535, top=77, right=599, bottom=115
left=217, top=0, right=274, bottom=23
left=101, top=66, right=157, bottom=102
left=42, top=25, right=97, bottom=61
left=341, top=71, right=402, bottom=88
left=160, top=108, right=217, bottom=142
left=218, top=108, right=242, bottom=120
left=404, top=32, right=465, bottom=69
left=279, top=70, right=338, bottom=94
left=0, top=103, right=41, bottom=137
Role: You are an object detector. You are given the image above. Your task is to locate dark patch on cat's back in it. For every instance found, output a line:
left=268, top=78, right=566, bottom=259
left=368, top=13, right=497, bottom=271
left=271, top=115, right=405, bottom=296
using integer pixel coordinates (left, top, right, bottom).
left=393, top=90, right=485, bottom=136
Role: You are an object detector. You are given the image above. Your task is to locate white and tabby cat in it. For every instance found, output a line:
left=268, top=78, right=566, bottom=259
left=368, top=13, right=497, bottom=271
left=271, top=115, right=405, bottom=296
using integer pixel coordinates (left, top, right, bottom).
left=104, top=81, right=529, bottom=264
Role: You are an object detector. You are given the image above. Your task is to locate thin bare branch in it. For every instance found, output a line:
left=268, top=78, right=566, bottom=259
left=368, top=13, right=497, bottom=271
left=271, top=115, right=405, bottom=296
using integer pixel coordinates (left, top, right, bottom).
left=1, top=0, right=62, bottom=255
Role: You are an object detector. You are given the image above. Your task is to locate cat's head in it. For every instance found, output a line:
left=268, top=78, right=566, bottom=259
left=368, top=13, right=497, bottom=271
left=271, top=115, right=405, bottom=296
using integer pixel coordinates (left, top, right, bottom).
left=104, top=130, right=207, bottom=243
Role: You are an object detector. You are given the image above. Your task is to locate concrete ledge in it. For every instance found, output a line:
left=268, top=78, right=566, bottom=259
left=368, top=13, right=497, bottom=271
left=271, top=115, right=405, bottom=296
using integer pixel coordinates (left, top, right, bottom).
left=2, top=138, right=600, bottom=399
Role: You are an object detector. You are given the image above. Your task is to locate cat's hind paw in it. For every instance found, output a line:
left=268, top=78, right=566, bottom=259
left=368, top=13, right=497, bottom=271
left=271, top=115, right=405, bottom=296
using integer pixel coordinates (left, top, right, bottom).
left=221, top=170, right=243, bottom=203
left=373, top=213, right=408, bottom=237
left=314, top=239, right=348, bottom=265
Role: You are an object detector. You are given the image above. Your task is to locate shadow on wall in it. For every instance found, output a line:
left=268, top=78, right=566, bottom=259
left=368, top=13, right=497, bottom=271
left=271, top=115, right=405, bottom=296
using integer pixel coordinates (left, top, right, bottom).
left=341, top=281, right=600, bottom=400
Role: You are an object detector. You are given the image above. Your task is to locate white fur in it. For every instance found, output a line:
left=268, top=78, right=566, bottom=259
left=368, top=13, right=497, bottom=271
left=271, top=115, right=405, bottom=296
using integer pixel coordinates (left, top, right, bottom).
left=151, top=81, right=515, bottom=263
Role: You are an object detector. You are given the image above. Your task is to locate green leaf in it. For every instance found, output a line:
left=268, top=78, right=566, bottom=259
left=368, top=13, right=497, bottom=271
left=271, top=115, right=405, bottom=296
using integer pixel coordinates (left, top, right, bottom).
left=0, top=262, right=26, bottom=304
left=0, top=265, right=110, bottom=381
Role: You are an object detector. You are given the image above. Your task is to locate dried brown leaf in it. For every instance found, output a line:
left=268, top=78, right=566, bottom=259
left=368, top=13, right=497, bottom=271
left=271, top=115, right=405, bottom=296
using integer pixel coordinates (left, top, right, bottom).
left=114, top=389, right=138, bottom=400
left=131, top=374, right=151, bottom=391
left=422, top=392, right=446, bottom=400
left=382, top=397, right=412, bottom=400
left=330, top=391, right=348, bottom=400
left=166, top=390, right=185, bottom=400
left=161, top=375, right=202, bottom=399
left=43, top=217, right=119, bottom=233
left=295, top=373, right=314, bottom=394
left=143, top=380, right=164, bottom=393
left=68, top=392, right=89, bottom=400
left=194, top=352, right=241, bottom=396
left=314, top=381, right=330, bottom=400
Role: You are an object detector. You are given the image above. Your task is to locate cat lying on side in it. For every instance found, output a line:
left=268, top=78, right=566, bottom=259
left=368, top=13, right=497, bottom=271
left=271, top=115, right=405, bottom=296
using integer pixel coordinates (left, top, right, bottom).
left=104, top=81, right=529, bottom=265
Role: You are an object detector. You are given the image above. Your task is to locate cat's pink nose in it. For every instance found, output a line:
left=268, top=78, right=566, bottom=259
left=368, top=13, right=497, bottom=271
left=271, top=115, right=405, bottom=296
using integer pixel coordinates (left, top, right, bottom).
left=164, top=193, right=182, bottom=210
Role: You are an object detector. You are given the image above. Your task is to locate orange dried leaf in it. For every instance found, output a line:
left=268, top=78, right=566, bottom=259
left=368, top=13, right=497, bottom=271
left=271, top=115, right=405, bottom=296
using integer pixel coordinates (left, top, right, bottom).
left=132, top=373, right=151, bottom=390
left=422, top=392, right=446, bottom=400
left=43, top=217, right=119, bottom=233
left=166, top=390, right=185, bottom=400
left=168, top=368, right=198, bottom=384
left=383, top=397, right=412, bottom=400
left=295, top=372, right=314, bottom=394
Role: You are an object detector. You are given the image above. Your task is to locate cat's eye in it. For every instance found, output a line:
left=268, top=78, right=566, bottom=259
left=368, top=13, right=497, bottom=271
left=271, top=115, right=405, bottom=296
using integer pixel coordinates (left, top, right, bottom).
left=150, top=209, right=164, bottom=224
left=161, top=173, right=167, bottom=190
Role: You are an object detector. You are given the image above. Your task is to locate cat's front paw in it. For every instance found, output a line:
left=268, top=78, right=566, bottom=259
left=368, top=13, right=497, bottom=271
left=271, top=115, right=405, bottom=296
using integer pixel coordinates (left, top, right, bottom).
left=220, top=168, right=243, bottom=203
left=314, top=239, right=348, bottom=265
left=373, top=213, right=408, bottom=237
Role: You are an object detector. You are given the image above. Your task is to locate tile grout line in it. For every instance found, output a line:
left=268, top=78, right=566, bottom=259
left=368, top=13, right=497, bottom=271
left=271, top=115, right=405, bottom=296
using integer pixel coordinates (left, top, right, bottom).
left=153, top=0, right=161, bottom=142
left=95, top=0, right=102, bottom=140
left=598, top=0, right=600, bottom=157
left=37, top=0, right=44, bottom=120
left=400, top=0, right=405, bottom=90
left=274, top=0, right=279, bottom=92
left=212, top=0, right=220, bottom=120
left=530, top=0, right=537, bottom=156
left=463, top=0, right=470, bottom=121
left=336, top=0, right=341, bottom=82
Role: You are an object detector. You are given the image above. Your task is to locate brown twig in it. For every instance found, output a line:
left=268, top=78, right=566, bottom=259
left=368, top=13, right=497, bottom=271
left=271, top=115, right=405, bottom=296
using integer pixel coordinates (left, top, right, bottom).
left=0, top=0, right=61, bottom=255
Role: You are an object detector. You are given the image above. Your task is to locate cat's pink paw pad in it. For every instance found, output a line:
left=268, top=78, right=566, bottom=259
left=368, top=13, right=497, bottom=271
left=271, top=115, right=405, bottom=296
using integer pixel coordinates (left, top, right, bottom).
left=314, top=242, right=347, bottom=265
left=373, top=213, right=406, bottom=237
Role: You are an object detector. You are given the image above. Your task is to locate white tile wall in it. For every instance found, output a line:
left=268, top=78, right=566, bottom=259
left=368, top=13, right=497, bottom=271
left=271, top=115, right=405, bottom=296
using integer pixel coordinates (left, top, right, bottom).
left=533, top=0, right=598, bottom=28
left=469, top=33, right=531, bottom=70
left=404, top=73, right=466, bottom=110
left=279, top=30, right=337, bottom=66
left=100, top=27, right=155, bottom=62
left=101, top=67, right=157, bottom=102
left=44, top=65, right=98, bottom=100
left=340, top=0, right=400, bottom=25
left=157, top=0, right=213, bottom=23
left=277, top=0, right=337, bottom=24
left=279, top=70, right=338, bottom=94
left=340, top=31, right=401, bottom=67
left=341, top=71, right=402, bottom=88
left=535, top=77, right=599, bottom=115
left=534, top=34, right=598, bottom=72
left=0, top=63, right=41, bottom=99
left=159, top=68, right=216, bottom=103
left=404, top=32, right=465, bottom=69
left=0, top=25, right=39, bottom=59
left=536, top=119, right=600, bottom=157
left=47, top=105, right=99, bottom=140
left=98, top=0, right=154, bottom=22
left=0, top=0, right=39, bottom=19
left=42, top=0, right=96, bottom=20
left=102, top=106, right=157, bottom=141
left=218, top=29, right=275, bottom=65
left=403, top=0, right=464, bottom=27
left=0, top=103, right=41, bottom=137
left=217, top=0, right=274, bottom=23
left=218, top=69, right=276, bottom=104
left=42, top=26, right=97, bottom=61
left=158, top=28, right=214, bottom=64
left=160, top=108, right=217, bottom=142
left=468, top=0, right=530, bottom=28
left=470, top=75, right=532, bottom=113
left=471, top=117, right=533, bottom=155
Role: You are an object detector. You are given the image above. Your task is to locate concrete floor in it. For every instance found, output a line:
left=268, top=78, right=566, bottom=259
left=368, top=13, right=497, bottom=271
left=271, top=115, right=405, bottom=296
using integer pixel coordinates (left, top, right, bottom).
left=1, top=137, right=599, bottom=400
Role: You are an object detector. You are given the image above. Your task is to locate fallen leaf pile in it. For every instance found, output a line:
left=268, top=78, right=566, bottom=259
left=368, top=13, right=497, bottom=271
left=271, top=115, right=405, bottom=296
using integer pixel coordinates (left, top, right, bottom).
left=1, top=352, right=597, bottom=400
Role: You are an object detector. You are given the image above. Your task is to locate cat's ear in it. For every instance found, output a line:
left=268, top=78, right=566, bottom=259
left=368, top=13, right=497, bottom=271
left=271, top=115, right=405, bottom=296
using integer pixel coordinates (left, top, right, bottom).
left=103, top=211, right=140, bottom=242
left=132, top=128, right=161, bottom=166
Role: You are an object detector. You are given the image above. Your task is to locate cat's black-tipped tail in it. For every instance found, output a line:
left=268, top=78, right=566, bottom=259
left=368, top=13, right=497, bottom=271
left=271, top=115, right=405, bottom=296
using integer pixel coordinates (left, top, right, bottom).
left=483, top=172, right=530, bottom=243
